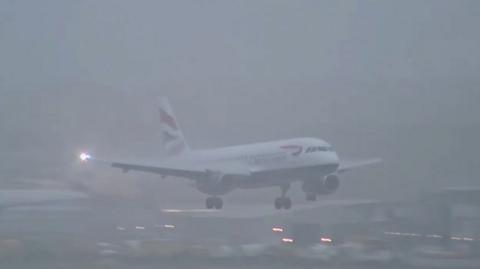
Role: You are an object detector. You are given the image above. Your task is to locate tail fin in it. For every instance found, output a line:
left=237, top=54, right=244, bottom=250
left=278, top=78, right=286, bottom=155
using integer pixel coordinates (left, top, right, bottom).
left=159, top=97, right=190, bottom=156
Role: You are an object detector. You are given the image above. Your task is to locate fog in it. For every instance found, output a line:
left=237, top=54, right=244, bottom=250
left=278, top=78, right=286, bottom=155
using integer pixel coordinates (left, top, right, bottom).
left=1, top=0, right=479, bottom=204
left=2, top=1, right=480, bottom=268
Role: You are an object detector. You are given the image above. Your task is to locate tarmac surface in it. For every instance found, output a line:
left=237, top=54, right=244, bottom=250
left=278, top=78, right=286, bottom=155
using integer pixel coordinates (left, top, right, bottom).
left=0, top=202, right=479, bottom=269
left=0, top=259, right=423, bottom=269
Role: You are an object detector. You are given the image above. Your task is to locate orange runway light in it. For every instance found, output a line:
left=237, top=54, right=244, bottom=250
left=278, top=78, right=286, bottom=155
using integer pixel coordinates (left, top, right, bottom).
left=272, top=227, right=284, bottom=233
left=320, top=237, right=333, bottom=243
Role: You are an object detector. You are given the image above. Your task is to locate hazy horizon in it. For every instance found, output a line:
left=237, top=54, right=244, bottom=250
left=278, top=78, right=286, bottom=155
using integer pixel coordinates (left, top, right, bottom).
left=1, top=0, right=479, bottom=204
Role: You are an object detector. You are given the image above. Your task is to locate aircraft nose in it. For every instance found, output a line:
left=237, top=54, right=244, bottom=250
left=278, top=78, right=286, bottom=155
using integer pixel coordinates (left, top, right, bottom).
left=322, top=152, right=340, bottom=173
left=331, top=152, right=340, bottom=167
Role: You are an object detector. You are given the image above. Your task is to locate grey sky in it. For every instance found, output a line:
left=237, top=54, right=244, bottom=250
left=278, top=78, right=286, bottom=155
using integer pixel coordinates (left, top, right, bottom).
left=0, top=0, right=479, bottom=202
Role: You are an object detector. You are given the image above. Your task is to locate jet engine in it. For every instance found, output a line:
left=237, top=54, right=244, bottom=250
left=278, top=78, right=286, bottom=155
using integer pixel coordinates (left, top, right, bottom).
left=302, top=174, right=340, bottom=195
left=195, top=171, right=236, bottom=195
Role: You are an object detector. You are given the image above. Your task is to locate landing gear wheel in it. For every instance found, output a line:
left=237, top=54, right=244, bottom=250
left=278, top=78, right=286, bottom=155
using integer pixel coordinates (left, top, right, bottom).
left=206, top=197, right=214, bottom=209
left=306, top=193, right=317, bottom=202
left=274, top=197, right=292, bottom=210
left=214, top=198, right=223, bottom=209
left=283, top=198, right=292, bottom=209
left=206, top=197, right=223, bottom=209
left=275, top=198, right=282, bottom=210
left=274, top=184, right=292, bottom=209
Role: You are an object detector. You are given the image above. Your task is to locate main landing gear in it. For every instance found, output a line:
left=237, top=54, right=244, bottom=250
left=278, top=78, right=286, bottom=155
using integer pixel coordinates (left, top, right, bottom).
left=206, top=197, right=223, bottom=209
left=275, top=197, right=291, bottom=210
left=275, top=184, right=292, bottom=210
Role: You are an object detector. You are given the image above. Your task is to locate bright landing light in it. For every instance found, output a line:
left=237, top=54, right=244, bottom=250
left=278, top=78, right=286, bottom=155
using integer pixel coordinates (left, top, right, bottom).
left=282, top=238, right=294, bottom=243
left=79, top=153, right=91, bottom=162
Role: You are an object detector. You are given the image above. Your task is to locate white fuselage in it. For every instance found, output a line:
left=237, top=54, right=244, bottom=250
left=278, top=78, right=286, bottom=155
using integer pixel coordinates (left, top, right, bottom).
left=163, top=137, right=340, bottom=194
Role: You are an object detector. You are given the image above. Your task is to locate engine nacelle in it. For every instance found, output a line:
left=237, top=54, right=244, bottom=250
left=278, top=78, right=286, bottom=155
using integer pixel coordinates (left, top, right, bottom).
left=323, top=174, right=340, bottom=193
left=195, top=172, right=236, bottom=196
left=302, top=174, right=340, bottom=195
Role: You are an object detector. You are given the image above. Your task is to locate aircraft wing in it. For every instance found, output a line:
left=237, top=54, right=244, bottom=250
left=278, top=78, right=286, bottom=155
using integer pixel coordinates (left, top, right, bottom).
left=338, top=158, right=381, bottom=173
left=81, top=154, right=251, bottom=179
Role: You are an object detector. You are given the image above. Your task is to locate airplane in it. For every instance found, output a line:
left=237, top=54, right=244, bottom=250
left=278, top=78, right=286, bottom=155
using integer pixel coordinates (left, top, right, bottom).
left=80, top=98, right=380, bottom=210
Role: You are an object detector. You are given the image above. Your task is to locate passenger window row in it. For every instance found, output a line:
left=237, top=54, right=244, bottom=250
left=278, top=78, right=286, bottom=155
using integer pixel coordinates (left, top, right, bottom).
left=306, top=146, right=334, bottom=153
